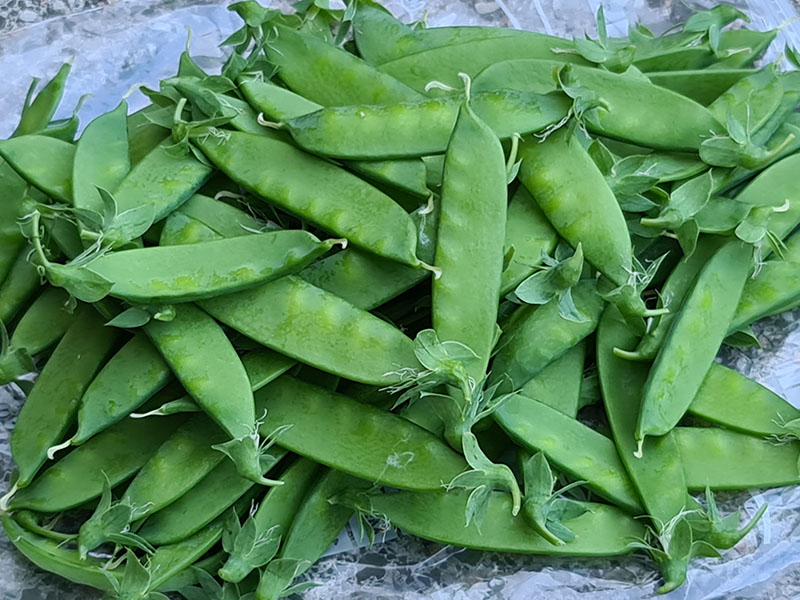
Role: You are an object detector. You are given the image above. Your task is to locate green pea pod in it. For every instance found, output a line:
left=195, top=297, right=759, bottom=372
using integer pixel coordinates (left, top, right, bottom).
left=688, top=363, right=800, bottom=436
left=0, top=135, right=74, bottom=202
left=8, top=414, right=185, bottom=513
left=597, top=307, right=688, bottom=527
left=255, top=376, right=466, bottom=490
left=0, top=162, right=29, bottom=285
left=139, top=448, right=287, bottom=545
left=159, top=210, right=229, bottom=247
left=712, top=28, right=778, bottom=69
left=519, top=341, right=585, bottom=418
left=175, top=194, right=263, bottom=238
left=281, top=91, right=571, bottom=160
left=363, top=490, right=644, bottom=555
left=197, top=132, right=426, bottom=268
left=345, top=158, right=430, bottom=198
left=123, top=414, right=228, bottom=517
left=265, top=24, right=423, bottom=105
left=495, top=395, right=643, bottom=513
left=676, top=427, right=800, bottom=490
left=0, top=247, right=41, bottom=324
left=647, top=69, right=756, bottom=105
left=70, top=333, right=172, bottom=446
left=145, top=304, right=255, bottom=439
left=7, top=307, right=119, bottom=493
left=128, top=105, right=170, bottom=166
left=632, top=46, right=714, bottom=72
left=199, top=276, right=419, bottom=385
left=519, top=129, right=632, bottom=287
left=14, top=63, right=72, bottom=136
left=491, top=281, right=605, bottom=392
left=433, top=102, right=506, bottom=377
left=636, top=241, right=752, bottom=449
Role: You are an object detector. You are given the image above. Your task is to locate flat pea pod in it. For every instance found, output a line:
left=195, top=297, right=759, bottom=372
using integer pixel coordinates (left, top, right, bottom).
left=159, top=210, right=222, bottom=246
left=70, top=333, right=172, bottom=445
left=127, top=105, right=169, bottom=166
left=518, top=129, right=632, bottom=287
left=647, top=69, right=756, bottom=105
left=172, top=194, right=263, bottom=239
left=281, top=91, right=571, bottom=160
left=8, top=307, right=119, bottom=491
left=491, top=281, right=605, bottom=392
left=90, top=230, right=341, bottom=304
left=72, top=101, right=130, bottom=212
left=495, top=394, right=643, bottom=513
left=14, top=62, right=72, bottom=136
left=199, top=276, right=419, bottom=386
left=256, top=469, right=371, bottom=600
left=345, top=158, right=430, bottom=198
left=265, top=24, right=423, bottom=105
left=688, top=363, right=800, bottom=437
left=255, top=376, right=467, bottom=490
left=597, top=307, right=688, bottom=528
left=145, top=303, right=254, bottom=439
left=500, top=185, right=558, bottom=296
left=433, top=102, right=506, bottom=376
left=0, top=161, right=29, bottom=285
left=139, top=448, right=287, bottom=545
left=676, top=427, right=800, bottom=490
left=196, top=132, right=426, bottom=268
left=0, top=246, right=41, bottom=325
left=711, top=28, right=778, bottom=69
left=475, top=60, right=722, bottom=151
left=0, top=135, right=74, bottom=202
left=614, top=235, right=726, bottom=361
left=636, top=241, right=752, bottom=448
left=8, top=414, right=185, bottom=513
left=632, top=45, right=713, bottom=72
left=519, top=341, right=585, bottom=418
left=123, top=414, right=228, bottom=517
left=364, top=490, right=644, bottom=555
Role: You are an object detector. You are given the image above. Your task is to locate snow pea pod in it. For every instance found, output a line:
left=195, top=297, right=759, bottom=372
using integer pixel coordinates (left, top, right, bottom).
left=145, top=303, right=254, bottom=440
left=434, top=101, right=506, bottom=377
left=172, top=194, right=264, bottom=239
left=491, top=281, right=605, bottom=392
left=364, top=490, right=644, bottom=555
left=676, top=427, right=800, bottom=490
left=688, top=364, right=800, bottom=437
left=281, top=91, right=571, bottom=160
left=518, top=341, right=585, bottom=418
left=7, top=307, right=119, bottom=493
left=0, top=246, right=40, bottom=325
left=14, top=62, right=72, bottom=136
left=636, top=241, right=752, bottom=449
left=127, top=105, right=169, bottom=166
left=711, top=28, right=778, bottom=69
left=597, top=307, right=687, bottom=527
left=0, top=135, right=74, bottom=202
left=647, top=69, right=756, bottom=105
left=519, top=129, right=631, bottom=287
left=495, top=395, right=643, bottom=513
left=0, top=161, right=29, bottom=285
left=8, top=414, right=184, bottom=513
left=196, top=132, right=426, bottom=268
left=255, top=376, right=467, bottom=490
left=72, top=101, right=130, bottom=212
left=90, top=230, right=341, bottom=304
left=199, top=276, right=419, bottom=386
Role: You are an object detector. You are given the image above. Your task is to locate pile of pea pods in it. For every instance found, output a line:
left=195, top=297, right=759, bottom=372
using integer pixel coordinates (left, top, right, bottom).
left=2, top=0, right=800, bottom=597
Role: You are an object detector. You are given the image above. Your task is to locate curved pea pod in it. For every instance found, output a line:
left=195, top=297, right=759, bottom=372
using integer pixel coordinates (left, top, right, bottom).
left=500, top=186, right=558, bottom=296
left=138, top=448, right=287, bottom=545
left=123, top=414, right=228, bottom=518
left=475, top=60, right=722, bottom=151
left=433, top=102, right=506, bottom=377
left=282, top=91, right=571, bottom=160
left=495, top=395, right=643, bottom=513
left=491, top=281, right=605, bottom=392
left=145, top=304, right=254, bottom=440
left=0, top=246, right=41, bottom=324
left=255, top=376, right=467, bottom=490
left=676, top=427, right=800, bottom=490
left=7, top=307, right=119, bottom=492
left=1, top=515, right=118, bottom=592
left=8, top=414, right=185, bottom=513
left=363, top=489, right=644, bottom=555
left=0, top=162, right=29, bottom=285
left=70, top=333, right=172, bottom=446
left=647, top=69, right=756, bottom=105
left=688, top=363, right=800, bottom=437
left=72, top=101, right=130, bottom=212
left=265, top=24, right=423, bottom=105
left=196, top=132, right=425, bottom=268
left=519, top=129, right=631, bottom=287
left=91, top=230, right=342, bottom=304
left=0, top=135, right=74, bottom=202
left=636, top=241, right=752, bottom=448
left=519, top=341, right=585, bottom=418
left=199, top=276, right=419, bottom=386
left=597, top=307, right=688, bottom=528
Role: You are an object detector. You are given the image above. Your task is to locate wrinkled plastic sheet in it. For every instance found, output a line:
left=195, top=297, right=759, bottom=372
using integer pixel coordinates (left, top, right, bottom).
left=2, top=0, right=800, bottom=598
